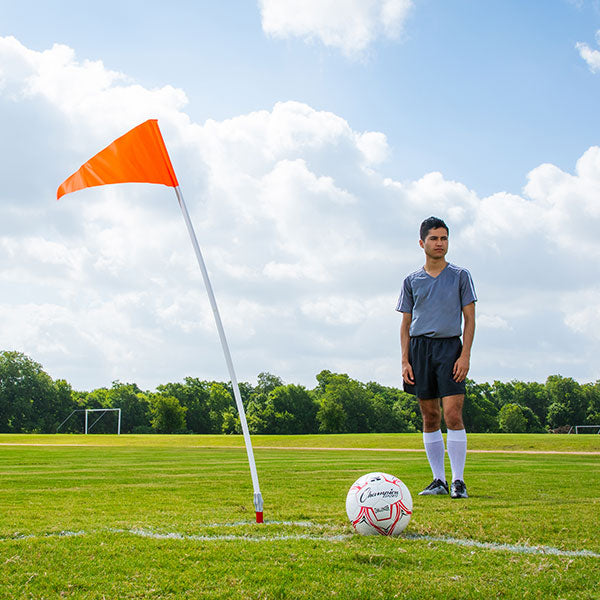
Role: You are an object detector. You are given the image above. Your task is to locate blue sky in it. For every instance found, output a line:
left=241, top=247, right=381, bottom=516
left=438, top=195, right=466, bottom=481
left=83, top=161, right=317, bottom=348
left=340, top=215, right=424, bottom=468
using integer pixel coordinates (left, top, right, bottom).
left=4, top=0, right=599, bottom=196
left=1, top=1, right=600, bottom=390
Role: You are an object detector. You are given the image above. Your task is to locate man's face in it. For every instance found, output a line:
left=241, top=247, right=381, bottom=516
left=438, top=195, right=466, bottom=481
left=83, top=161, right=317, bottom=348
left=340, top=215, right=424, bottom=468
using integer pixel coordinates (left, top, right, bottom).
left=419, top=227, right=448, bottom=259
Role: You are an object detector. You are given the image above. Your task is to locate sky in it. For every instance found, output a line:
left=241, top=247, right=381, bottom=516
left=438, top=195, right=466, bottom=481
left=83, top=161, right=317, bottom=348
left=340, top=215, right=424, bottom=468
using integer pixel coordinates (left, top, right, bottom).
left=1, top=0, right=600, bottom=391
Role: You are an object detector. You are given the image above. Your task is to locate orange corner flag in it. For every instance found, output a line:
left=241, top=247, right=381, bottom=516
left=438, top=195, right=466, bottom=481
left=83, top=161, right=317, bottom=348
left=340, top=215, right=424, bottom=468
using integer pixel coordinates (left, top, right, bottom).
left=57, top=119, right=179, bottom=199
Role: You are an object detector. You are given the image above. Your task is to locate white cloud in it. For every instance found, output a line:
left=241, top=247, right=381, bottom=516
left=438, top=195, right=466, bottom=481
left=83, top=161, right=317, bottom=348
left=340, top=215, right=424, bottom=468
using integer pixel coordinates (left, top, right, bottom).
left=301, top=296, right=386, bottom=326
left=523, top=147, right=600, bottom=257
left=1, top=36, right=600, bottom=390
left=576, top=30, right=600, bottom=73
left=258, top=0, right=413, bottom=57
left=0, top=36, right=400, bottom=389
left=478, top=315, right=510, bottom=330
left=564, top=304, right=600, bottom=341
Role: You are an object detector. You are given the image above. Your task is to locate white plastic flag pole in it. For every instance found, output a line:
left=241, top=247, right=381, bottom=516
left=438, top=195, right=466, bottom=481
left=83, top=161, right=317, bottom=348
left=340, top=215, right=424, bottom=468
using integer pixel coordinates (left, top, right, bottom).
left=174, top=186, right=264, bottom=523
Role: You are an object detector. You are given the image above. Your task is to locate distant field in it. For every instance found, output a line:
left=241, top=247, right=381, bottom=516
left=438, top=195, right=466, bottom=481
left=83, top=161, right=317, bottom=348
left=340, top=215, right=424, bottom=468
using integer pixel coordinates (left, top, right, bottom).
left=1, top=432, right=599, bottom=452
left=0, top=433, right=598, bottom=599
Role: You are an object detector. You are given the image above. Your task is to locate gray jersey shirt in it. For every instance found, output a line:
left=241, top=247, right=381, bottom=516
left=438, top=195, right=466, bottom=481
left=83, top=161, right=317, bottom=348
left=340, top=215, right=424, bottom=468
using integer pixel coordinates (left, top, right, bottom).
left=396, top=263, right=477, bottom=338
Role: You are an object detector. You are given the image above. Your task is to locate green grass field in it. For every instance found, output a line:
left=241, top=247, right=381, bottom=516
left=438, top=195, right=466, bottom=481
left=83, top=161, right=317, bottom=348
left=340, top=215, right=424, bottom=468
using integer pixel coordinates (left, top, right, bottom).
left=0, top=434, right=598, bottom=599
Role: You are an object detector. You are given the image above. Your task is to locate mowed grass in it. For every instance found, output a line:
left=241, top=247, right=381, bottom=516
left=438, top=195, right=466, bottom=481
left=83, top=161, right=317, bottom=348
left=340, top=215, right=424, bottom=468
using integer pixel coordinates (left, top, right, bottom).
left=2, top=431, right=599, bottom=452
left=0, top=434, right=598, bottom=599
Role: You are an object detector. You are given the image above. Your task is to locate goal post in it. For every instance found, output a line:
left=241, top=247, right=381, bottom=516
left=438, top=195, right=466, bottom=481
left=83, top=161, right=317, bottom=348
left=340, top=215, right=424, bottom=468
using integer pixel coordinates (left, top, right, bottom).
left=85, top=408, right=121, bottom=435
left=56, top=408, right=121, bottom=434
left=574, top=425, right=600, bottom=434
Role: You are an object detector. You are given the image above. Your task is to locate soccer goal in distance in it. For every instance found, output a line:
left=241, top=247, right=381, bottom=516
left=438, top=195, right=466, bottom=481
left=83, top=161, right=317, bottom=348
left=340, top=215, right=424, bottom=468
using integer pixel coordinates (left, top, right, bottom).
left=56, top=408, right=122, bottom=434
left=84, top=408, right=121, bottom=435
left=573, top=425, right=600, bottom=434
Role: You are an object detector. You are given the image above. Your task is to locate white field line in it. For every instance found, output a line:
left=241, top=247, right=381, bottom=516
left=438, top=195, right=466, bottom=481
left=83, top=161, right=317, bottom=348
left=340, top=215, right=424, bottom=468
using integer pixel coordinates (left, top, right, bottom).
left=405, top=533, right=600, bottom=558
left=1, top=524, right=599, bottom=557
left=0, top=442, right=598, bottom=455
left=187, top=520, right=318, bottom=528
left=3, top=530, right=86, bottom=541
left=113, top=527, right=351, bottom=542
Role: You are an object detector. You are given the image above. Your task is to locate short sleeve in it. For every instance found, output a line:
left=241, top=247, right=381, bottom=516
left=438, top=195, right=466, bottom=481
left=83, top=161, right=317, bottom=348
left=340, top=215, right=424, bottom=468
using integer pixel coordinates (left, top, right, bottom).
left=396, top=276, right=414, bottom=313
left=459, top=269, right=477, bottom=306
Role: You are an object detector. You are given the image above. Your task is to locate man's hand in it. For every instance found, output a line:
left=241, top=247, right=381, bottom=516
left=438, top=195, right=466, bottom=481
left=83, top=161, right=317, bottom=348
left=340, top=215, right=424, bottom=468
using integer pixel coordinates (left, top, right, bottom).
left=402, top=361, right=415, bottom=385
left=453, top=354, right=470, bottom=382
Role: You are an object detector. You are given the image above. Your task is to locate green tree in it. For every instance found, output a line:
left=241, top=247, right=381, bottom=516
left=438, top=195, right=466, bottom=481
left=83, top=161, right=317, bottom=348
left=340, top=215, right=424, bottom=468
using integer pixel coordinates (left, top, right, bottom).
left=314, top=370, right=335, bottom=393
left=512, top=381, right=549, bottom=425
left=221, top=408, right=241, bottom=434
left=246, top=404, right=268, bottom=434
left=52, top=379, right=78, bottom=432
left=583, top=381, right=600, bottom=426
left=158, top=378, right=211, bottom=433
left=316, top=395, right=346, bottom=433
left=492, top=381, right=516, bottom=407
left=236, top=381, right=256, bottom=408
left=464, top=380, right=499, bottom=432
left=498, top=403, right=527, bottom=433
left=207, top=382, right=235, bottom=433
left=0, top=351, right=68, bottom=433
left=256, top=372, right=283, bottom=395
left=364, top=382, right=419, bottom=433
left=546, top=375, right=587, bottom=427
left=315, top=372, right=372, bottom=433
left=546, top=402, right=571, bottom=429
left=261, top=384, right=317, bottom=434
left=520, top=405, right=544, bottom=433
left=149, top=395, right=187, bottom=433
left=106, top=381, right=150, bottom=433
left=82, top=388, right=109, bottom=408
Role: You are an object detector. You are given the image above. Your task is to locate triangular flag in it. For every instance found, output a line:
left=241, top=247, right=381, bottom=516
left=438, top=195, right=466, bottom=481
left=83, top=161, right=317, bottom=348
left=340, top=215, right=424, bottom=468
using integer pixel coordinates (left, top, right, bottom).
left=57, top=119, right=179, bottom=199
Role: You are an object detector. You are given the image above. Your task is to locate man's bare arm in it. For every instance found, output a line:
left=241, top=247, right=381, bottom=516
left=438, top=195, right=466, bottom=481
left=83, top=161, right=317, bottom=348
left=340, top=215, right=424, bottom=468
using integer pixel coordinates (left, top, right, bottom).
left=400, top=312, right=414, bottom=384
left=453, top=302, right=475, bottom=382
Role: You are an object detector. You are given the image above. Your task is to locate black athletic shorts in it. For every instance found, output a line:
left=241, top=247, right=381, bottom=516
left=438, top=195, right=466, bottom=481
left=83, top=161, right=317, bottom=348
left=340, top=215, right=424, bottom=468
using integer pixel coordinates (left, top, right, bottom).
left=403, top=335, right=465, bottom=399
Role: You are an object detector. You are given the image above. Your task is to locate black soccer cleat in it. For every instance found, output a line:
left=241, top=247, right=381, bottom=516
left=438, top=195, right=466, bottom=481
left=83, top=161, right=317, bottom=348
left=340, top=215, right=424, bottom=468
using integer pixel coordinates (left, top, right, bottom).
left=418, top=478, right=449, bottom=495
left=450, top=479, right=468, bottom=499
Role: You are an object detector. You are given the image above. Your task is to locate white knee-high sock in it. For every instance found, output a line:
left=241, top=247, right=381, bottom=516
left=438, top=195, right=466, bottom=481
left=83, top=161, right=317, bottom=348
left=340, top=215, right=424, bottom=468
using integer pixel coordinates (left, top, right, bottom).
left=423, top=430, right=446, bottom=482
left=447, top=428, right=467, bottom=482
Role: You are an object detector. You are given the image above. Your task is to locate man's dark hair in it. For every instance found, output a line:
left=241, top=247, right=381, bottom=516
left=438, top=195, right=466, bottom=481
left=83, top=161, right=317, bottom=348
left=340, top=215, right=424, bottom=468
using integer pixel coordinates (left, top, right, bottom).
left=420, top=216, right=449, bottom=241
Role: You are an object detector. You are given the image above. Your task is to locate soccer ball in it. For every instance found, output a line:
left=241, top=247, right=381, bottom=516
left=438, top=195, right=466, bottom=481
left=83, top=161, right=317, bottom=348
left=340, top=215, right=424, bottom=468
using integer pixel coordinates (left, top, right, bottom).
left=346, top=472, right=413, bottom=536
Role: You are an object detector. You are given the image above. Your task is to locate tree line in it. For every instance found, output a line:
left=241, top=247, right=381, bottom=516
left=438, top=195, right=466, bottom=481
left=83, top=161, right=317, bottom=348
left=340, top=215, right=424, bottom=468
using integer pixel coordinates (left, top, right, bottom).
left=0, top=350, right=599, bottom=435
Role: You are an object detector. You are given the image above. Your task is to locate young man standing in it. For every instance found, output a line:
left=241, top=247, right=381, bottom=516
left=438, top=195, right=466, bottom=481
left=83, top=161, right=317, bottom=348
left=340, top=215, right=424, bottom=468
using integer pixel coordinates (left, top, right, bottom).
left=397, top=217, right=476, bottom=499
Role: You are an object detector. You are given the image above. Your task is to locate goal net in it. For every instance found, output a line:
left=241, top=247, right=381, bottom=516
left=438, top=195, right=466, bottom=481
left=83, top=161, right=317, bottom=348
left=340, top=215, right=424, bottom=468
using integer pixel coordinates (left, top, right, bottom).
left=574, top=425, right=600, bottom=434
left=57, top=408, right=122, bottom=434
left=84, top=408, right=121, bottom=434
